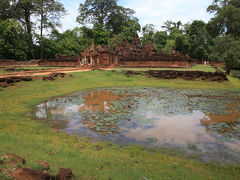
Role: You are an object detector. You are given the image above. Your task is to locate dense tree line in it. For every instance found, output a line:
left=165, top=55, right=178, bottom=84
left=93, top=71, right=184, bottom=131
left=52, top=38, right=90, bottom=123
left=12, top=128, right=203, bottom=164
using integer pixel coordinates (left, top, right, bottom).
left=0, top=0, right=240, bottom=73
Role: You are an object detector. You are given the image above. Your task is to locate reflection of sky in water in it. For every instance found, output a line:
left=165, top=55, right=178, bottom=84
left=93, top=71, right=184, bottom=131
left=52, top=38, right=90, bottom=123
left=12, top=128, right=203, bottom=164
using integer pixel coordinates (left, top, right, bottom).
left=125, top=111, right=209, bottom=144
left=35, top=88, right=240, bottom=163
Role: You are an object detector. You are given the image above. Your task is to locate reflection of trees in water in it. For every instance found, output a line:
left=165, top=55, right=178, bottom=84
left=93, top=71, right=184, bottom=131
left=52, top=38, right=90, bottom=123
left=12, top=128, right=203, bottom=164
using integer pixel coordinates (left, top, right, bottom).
left=36, top=98, right=77, bottom=129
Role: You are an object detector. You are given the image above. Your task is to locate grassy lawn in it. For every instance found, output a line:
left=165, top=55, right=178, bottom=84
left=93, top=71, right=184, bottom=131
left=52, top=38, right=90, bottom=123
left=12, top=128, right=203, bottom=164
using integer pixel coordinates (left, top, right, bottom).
left=115, top=65, right=217, bottom=73
left=0, top=70, right=240, bottom=179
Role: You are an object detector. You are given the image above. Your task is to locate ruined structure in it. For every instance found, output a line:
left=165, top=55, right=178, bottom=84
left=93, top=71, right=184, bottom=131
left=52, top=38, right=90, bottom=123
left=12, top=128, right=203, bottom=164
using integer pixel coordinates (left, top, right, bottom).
left=80, top=41, right=117, bottom=67
left=36, top=33, right=214, bottom=68
left=116, top=34, right=196, bottom=67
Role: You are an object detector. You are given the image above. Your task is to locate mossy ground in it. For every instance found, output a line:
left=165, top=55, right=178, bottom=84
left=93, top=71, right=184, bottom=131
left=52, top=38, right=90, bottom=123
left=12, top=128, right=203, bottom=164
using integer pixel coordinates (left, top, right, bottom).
left=0, top=69, right=240, bottom=179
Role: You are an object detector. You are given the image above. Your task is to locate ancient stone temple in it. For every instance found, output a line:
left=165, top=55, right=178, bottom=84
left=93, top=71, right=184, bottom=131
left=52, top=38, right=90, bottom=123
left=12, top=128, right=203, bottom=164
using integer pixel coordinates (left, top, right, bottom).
left=80, top=41, right=117, bottom=67
left=114, top=34, right=198, bottom=67
left=38, top=33, right=201, bottom=67
left=143, top=38, right=158, bottom=57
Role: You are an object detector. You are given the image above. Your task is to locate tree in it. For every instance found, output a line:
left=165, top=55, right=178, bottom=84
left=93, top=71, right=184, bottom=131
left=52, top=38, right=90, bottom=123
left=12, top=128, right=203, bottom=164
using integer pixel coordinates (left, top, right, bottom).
left=175, top=35, right=189, bottom=55
left=76, top=0, right=136, bottom=36
left=108, top=33, right=125, bottom=48
left=92, top=24, right=110, bottom=46
left=213, top=35, right=240, bottom=74
left=153, top=31, right=168, bottom=52
left=0, top=0, right=17, bottom=20
left=161, top=40, right=175, bottom=54
left=0, top=19, right=28, bottom=60
left=187, top=20, right=209, bottom=59
left=105, top=5, right=135, bottom=35
left=14, top=0, right=36, bottom=59
left=162, top=20, right=183, bottom=35
left=207, top=0, right=240, bottom=37
left=120, top=18, right=141, bottom=42
left=141, top=24, right=155, bottom=46
left=34, top=0, right=65, bottom=60
left=77, top=0, right=117, bottom=26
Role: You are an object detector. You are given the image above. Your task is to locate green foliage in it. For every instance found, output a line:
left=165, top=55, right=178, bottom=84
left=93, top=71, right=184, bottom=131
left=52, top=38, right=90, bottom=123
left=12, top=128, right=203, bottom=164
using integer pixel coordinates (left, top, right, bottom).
left=207, top=0, right=240, bottom=37
left=92, top=24, right=110, bottom=46
left=77, top=0, right=117, bottom=25
left=161, top=40, right=175, bottom=54
left=213, top=35, right=240, bottom=74
left=0, top=19, right=28, bottom=60
left=141, top=24, right=155, bottom=46
left=54, top=28, right=87, bottom=56
left=187, top=20, right=209, bottom=59
left=0, top=0, right=14, bottom=20
left=35, top=38, right=57, bottom=59
left=34, top=0, right=65, bottom=59
left=106, top=5, right=136, bottom=35
left=77, top=0, right=136, bottom=36
left=175, top=35, right=189, bottom=55
left=153, top=31, right=168, bottom=52
left=108, top=34, right=125, bottom=49
left=34, top=0, right=65, bottom=31
left=120, top=18, right=141, bottom=42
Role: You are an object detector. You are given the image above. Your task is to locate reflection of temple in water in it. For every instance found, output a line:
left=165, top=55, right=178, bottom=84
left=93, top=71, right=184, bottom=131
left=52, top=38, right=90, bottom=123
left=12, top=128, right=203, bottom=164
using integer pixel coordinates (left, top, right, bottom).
left=80, top=91, right=122, bottom=112
left=201, top=103, right=240, bottom=125
left=80, top=91, right=122, bottom=135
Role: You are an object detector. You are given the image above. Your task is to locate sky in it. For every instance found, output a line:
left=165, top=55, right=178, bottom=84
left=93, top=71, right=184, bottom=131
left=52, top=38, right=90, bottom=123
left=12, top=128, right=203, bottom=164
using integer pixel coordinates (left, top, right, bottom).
left=59, top=0, right=214, bottom=32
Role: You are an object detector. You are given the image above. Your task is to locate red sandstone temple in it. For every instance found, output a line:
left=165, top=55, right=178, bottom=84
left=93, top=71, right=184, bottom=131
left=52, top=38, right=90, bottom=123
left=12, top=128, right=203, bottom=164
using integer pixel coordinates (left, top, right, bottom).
left=38, top=34, right=199, bottom=68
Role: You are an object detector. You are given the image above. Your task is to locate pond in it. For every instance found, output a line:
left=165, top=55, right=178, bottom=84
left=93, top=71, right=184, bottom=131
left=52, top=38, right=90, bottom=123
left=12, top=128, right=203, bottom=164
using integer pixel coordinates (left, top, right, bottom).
left=35, top=88, right=240, bottom=163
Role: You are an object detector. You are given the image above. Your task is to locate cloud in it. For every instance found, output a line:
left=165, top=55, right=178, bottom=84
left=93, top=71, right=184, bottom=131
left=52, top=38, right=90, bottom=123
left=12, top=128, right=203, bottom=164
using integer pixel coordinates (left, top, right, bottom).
left=120, top=0, right=214, bottom=30
left=59, top=0, right=84, bottom=32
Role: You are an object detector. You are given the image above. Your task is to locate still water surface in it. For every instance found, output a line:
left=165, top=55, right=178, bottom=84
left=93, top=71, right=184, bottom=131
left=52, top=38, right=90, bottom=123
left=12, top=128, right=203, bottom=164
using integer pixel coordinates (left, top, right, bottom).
left=35, top=88, right=240, bottom=163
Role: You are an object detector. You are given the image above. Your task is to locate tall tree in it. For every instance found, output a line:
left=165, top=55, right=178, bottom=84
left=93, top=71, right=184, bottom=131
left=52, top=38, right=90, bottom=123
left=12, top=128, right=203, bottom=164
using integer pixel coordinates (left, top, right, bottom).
left=15, top=0, right=36, bottom=59
left=207, top=0, right=240, bottom=37
left=213, top=35, right=240, bottom=74
left=77, top=0, right=117, bottom=26
left=106, top=5, right=135, bottom=35
left=34, top=0, right=65, bottom=60
left=76, top=0, right=136, bottom=35
left=0, top=0, right=17, bottom=20
left=153, top=31, right=168, bottom=52
left=92, top=24, right=110, bottom=46
left=187, top=20, right=209, bottom=60
left=0, top=19, right=28, bottom=60
left=162, top=20, right=183, bottom=35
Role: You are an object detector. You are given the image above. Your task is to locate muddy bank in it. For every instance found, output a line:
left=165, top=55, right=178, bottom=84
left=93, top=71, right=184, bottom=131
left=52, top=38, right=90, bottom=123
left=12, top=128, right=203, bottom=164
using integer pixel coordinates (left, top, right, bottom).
left=0, top=153, right=73, bottom=180
left=0, top=73, right=72, bottom=88
left=124, top=70, right=227, bottom=81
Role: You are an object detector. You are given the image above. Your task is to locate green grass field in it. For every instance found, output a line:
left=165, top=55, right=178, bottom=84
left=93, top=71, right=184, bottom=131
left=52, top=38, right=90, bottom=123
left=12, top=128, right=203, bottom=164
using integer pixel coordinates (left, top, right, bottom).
left=115, top=65, right=217, bottom=73
left=0, top=69, right=240, bottom=179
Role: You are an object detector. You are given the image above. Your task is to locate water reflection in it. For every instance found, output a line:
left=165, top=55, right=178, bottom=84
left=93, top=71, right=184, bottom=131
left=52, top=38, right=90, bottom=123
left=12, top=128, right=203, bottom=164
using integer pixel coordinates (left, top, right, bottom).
left=35, top=88, right=240, bottom=163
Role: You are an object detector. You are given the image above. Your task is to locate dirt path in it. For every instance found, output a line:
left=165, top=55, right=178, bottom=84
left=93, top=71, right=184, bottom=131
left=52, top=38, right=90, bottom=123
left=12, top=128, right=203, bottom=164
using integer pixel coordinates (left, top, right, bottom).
left=0, top=67, right=114, bottom=78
